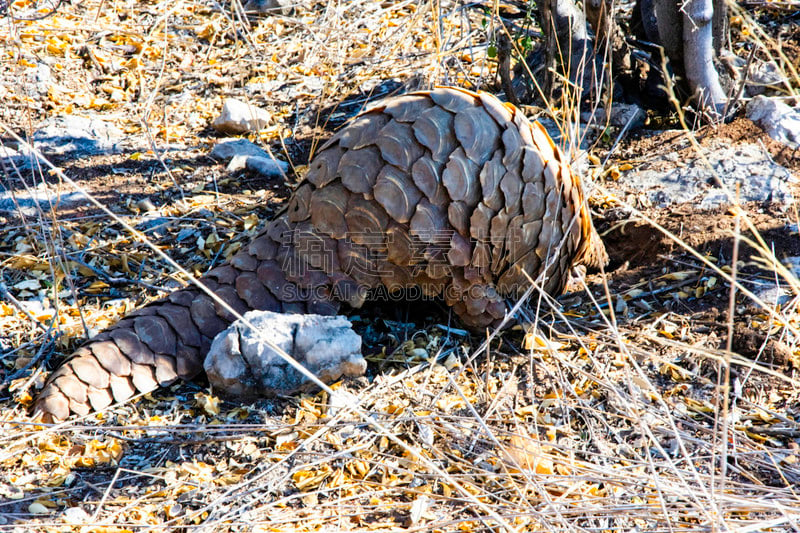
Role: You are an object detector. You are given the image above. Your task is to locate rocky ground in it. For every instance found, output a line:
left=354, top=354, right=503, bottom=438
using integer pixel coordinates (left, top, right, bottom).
left=1, top=0, right=800, bottom=531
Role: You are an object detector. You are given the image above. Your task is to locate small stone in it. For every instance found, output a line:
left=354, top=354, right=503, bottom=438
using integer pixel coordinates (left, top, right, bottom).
left=0, top=145, right=22, bottom=160
left=226, top=154, right=250, bottom=172
left=243, top=0, right=293, bottom=15
left=28, top=502, right=50, bottom=515
left=244, top=155, right=289, bottom=178
left=749, top=285, right=791, bottom=311
left=136, top=198, right=158, bottom=212
left=204, top=310, right=366, bottom=398
left=61, top=506, right=91, bottom=524
left=581, top=103, right=646, bottom=129
left=746, top=61, right=788, bottom=96
left=212, top=98, right=272, bottom=135
left=746, top=95, right=800, bottom=149
left=210, top=138, right=269, bottom=161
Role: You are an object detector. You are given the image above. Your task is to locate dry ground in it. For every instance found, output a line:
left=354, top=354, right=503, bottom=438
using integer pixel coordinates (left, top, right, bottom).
left=1, top=0, right=800, bottom=531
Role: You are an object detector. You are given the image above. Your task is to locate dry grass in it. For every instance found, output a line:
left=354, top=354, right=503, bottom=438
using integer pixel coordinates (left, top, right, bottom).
left=1, top=0, right=800, bottom=531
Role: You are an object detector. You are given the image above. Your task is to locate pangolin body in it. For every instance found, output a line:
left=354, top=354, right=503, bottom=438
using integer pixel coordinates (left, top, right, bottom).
left=33, top=87, right=607, bottom=421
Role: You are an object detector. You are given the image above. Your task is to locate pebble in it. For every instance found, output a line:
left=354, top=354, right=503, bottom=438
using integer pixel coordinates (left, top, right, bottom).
left=212, top=98, right=272, bottom=135
left=205, top=310, right=366, bottom=398
left=747, top=95, right=800, bottom=149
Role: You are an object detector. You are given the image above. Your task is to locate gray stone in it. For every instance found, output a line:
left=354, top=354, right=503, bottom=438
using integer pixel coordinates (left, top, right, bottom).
left=211, top=139, right=288, bottom=177
left=243, top=0, right=293, bottom=15
left=32, top=115, right=125, bottom=156
left=581, top=103, right=646, bottom=129
left=749, top=284, right=792, bottom=311
left=620, top=142, right=795, bottom=210
left=783, top=256, right=800, bottom=278
left=136, top=215, right=172, bottom=238
left=209, top=138, right=269, bottom=161
left=0, top=145, right=22, bottom=161
left=746, top=95, right=800, bottom=149
left=720, top=52, right=786, bottom=96
left=0, top=181, right=88, bottom=216
left=204, top=310, right=366, bottom=398
left=747, top=61, right=788, bottom=96
left=244, top=155, right=288, bottom=178
left=212, top=98, right=272, bottom=134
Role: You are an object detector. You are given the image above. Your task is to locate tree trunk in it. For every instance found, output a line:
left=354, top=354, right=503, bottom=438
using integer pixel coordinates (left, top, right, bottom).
left=682, top=0, right=728, bottom=118
left=539, top=0, right=603, bottom=103
left=535, top=0, right=732, bottom=120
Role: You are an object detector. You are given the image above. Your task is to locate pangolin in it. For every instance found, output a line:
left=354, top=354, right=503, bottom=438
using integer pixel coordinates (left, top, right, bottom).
left=32, top=87, right=607, bottom=421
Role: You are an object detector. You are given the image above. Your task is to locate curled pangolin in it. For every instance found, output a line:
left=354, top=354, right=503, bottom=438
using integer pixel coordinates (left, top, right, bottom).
left=33, top=87, right=608, bottom=421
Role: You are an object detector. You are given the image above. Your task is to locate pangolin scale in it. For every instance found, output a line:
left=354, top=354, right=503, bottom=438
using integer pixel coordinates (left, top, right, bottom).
left=33, top=87, right=607, bottom=421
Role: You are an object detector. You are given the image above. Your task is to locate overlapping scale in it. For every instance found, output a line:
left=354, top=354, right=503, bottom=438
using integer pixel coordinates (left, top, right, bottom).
left=373, top=165, right=421, bottom=224
left=310, top=182, right=349, bottom=239
left=383, top=94, right=434, bottom=122
left=410, top=199, right=448, bottom=244
left=338, top=146, right=383, bottom=194
left=375, top=119, right=425, bottom=171
left=345, top=196, right=388, bottom=248
left=411, top=156, right=448, bottom=206
left=412, top=105, right=456, bottom=163
left=479, top=151, right=505, bottom=211
left=306, top=146, right=343, bottom=187
left=454, top=106, right=500, bottom=165
left=442, top=147, right=481, bottom=206
left=338, top=113, right=389, bottom=150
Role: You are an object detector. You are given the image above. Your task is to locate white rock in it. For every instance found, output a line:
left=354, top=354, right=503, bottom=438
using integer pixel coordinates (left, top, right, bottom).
left=581, top=103, right=646, bottom=129
left=204, top=310, right=366, bottom=398
left=210, top=138, right=269, bottom=160
left=747, top=61, right=788, bottom=96
left=620, top=142, right=795, bottom=210
left=749, top=284, right=791, bottom=311
left=211, top=140, right=288, bottom=177
left=61, top=506, right=91, bottom=524
left=244, top=155, right=288, bottom=178
left=212, top=98, right=272, bottom=134
left=24, top=62, right=52, bottom=95
left=327, top=389, right=361, bottom=419
left=0, top=145, right=22, bottom=161
left=225, top=154, right=250, bottom=172
left=746, top=95, right=800, bottom=149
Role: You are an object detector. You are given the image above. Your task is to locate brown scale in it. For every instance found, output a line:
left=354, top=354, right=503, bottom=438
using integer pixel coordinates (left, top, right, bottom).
left=32, top=87, right=608, bottom=422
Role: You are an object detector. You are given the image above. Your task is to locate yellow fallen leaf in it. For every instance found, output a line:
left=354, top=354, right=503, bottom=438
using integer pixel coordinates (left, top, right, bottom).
left=663, top=270, right=695, bottom=281
left=503, top=435, right=556, bottom=474
left=292, top=466, right=331, bottom=491
left=86, top=281, right=110, bottom=293
left=196, top=392, right=221, bottom=416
